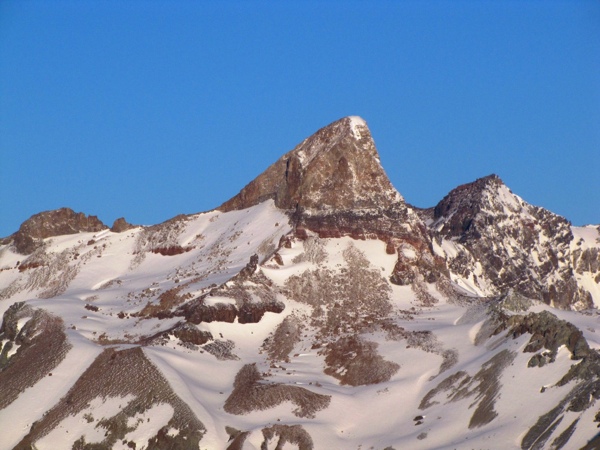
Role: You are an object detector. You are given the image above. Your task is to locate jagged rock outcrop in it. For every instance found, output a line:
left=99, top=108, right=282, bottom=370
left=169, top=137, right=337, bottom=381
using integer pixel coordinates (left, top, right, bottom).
left=219, top=116, right=402, bottom=212
left=140, top=321, right=214, bottom=347
left=8, top=207, right=107, bottom=254
left=110, top=217, right=137, bottom=233
left=428, top=175, right=593, bottom=309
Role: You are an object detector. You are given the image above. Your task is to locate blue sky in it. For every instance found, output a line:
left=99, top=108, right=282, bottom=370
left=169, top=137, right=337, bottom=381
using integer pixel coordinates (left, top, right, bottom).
left=1, top=0, right=599, bottom=237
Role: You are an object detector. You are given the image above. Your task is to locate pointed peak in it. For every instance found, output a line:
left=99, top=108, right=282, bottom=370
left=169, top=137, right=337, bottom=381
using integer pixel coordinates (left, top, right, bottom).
left=475, top=173, right=504, bottom=188
left=432, top=174, right=529, bottom=238
left=449, top=174, right=504, bottom=195
left=347, top=115, right=368, bottom=137
left=288, top=116, right=375, bottom=170
left=433, top=174, right=575, bottom=238
left=219, top=117, right=403, bottom=212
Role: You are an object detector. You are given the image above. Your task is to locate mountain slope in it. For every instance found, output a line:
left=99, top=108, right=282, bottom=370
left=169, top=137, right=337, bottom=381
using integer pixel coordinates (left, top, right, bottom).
left=425, top=174, right=597, bottom=309
left=0, top=117, right=599, bottom=450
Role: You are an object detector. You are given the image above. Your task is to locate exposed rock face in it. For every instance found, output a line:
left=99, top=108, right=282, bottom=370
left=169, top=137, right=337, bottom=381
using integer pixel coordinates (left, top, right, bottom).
left=220, top=116, right=442, bottom=286
left=219, top=116, right=403, bottom=212
left=176, top=265, right=286, bottom=325
left=140, top=321, right=214, bottom=347
left=10, top=207, right=107, bottom=254
left=110, top=217, right=137, bottom=233
left=428, top=175, right=593, bottom=309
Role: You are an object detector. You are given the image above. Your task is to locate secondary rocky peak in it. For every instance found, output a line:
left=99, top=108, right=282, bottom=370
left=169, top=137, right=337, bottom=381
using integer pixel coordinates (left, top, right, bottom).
left=434, top=174, right=502, bottom=217
left=9, top=207, right=107, bottom=254
left=427, top=175, right=591, bottom=309
left=432, top=174, right=525, bottom=240
left=219, top=116, right=403, bottom=213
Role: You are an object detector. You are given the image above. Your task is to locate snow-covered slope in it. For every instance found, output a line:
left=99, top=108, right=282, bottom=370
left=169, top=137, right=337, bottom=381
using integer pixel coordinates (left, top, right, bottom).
left=1, top=117, right=600, bottom=450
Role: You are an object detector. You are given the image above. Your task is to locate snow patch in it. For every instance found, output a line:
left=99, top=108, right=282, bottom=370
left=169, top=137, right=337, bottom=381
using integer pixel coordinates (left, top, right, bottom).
left=115, top=403, right=175, bottom=450
left=348, top=116, right=367, bottom=140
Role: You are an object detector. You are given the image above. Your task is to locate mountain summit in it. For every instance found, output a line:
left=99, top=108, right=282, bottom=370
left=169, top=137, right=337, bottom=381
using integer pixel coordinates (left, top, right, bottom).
left=219, top=116, right=403, bottom=212
left=428, top=174, right=593, bottom=308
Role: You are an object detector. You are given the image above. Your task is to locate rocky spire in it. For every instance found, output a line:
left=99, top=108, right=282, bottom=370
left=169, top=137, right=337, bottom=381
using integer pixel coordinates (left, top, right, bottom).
left=219, top=116, right=403, bottom=212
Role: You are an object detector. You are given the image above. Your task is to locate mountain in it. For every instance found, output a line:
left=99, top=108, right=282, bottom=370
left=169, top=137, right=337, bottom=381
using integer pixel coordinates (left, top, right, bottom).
left=425, top=174, right=597, bottom=309
left=220, top=116, right=403, bottom=212
left=1, top=117, right=600, bottom=450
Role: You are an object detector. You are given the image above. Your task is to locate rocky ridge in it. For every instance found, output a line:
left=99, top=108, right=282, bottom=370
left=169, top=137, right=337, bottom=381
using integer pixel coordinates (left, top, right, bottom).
left=427, top=174, right=595, bottom=309
left=3, top=208, right=107, bottom=255
left=0, top=116, right=599, bottom=449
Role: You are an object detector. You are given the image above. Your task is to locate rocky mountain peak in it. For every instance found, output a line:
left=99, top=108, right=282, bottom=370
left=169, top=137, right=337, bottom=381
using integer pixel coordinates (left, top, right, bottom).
left=432, top=174, right=518, bottom=237
left=219, top=117, right=441, bottom=286
left=9, top=207, right=107, bottom=255
left=219, top=116, right=403, bottom=213
left=110, top=217, right=138, bottom=233
left=428, top=175, right=592, bottom=309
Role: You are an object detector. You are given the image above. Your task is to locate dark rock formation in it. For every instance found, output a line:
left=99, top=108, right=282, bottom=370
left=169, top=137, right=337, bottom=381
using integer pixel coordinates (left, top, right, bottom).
left=110, top=217, right=138, bottom=233
left=224, top=363, right=330, bottom=418
left=219, top=116, right=402, bottom=212
left=429, top=175, right=592, bottom=309
left=9, top=207, right=107, bottom=254
left=432, top=174, right=504, bottom=240
left=237, top=299, right=284, bottom=324
left=150, top=245, right=193, bottom=256
left=181, top=301, right=238, bottom=324
left=324, top=335, right=400, bottom=386
left=179, top=299, right=285, bottom=325
left=501, top=310, right=591, bottom=361
left=140, top=322, right=213, bottom=347
left=263, top=315, right=303, bottom=362
left=0, top=303, right=71, bottom=409
left=261, top=424, right=314, bottom=450
left=235, top=254, right=259, bottom=280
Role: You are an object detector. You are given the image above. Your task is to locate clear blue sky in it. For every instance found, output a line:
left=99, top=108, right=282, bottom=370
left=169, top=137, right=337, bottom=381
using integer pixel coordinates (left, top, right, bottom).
left=1, top=0, right=599, bottom=237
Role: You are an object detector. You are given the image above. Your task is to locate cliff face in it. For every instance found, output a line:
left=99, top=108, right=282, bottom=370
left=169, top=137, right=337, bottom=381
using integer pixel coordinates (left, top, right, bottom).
left=8, top=208, right=107, bottom=255
left=219, top=116, right=403, bottom=212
